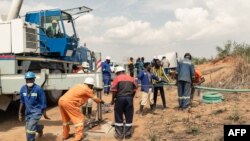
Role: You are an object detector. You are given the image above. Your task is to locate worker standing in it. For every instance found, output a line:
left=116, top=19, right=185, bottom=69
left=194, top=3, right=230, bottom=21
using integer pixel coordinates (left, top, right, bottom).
left=18, top=71, right=50, bottom=141
left=111, top=66, right=137, bottom=140
left=58, top=77, right=104, bottom=141
left=152, top=59, right=169, bottom=111
left=176, top=53, right=195, bottom=110
left=190, top=69, right=205, bottom=103
left=102, top=56, right=112, bottom=96
left=128, top=57, right=135, bottom=77
left=135, top=58, right=143, bottom=77
left=161, top=56, right=170, bottom=75
left=137, top=62, right=160, bottom=116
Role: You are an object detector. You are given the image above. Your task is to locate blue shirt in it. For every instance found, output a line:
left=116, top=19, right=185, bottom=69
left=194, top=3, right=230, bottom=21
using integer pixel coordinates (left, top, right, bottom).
left=137, top=70, right=159, bottom=93
left=20, top=84, right=47, bottom=119
left=177, top=58, right=195, bottom=83
left=102, top=61, right=111, bottom=77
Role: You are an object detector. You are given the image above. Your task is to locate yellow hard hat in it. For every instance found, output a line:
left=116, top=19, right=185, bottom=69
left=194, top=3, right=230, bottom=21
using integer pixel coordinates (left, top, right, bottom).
left=52, top=20, right=58, bottom=24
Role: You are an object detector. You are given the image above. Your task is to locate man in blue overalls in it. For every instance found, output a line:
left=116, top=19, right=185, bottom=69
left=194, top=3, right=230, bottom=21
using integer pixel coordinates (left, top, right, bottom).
left=18, top=71, right=50, bottom=141
left=102, top=56, right=112, bottom=96
left=177, top=53, right=195, bottom=110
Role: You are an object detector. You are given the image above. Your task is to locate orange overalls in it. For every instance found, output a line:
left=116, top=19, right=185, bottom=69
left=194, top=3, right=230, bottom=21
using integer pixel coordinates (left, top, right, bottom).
left=58, top=84, right=101, bottom=141
left=193, top=69, right=202, bottom=83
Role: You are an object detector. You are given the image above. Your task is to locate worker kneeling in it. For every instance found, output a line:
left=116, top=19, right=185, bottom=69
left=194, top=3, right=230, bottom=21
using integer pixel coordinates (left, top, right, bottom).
left=111, top=66, right=137, bottom=140
left=58, top=77, right=104, bottom=141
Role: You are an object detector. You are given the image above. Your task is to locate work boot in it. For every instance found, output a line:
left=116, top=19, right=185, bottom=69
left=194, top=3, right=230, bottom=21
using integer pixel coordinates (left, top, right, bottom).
left=114, top=134, right=123, bottom=141
left=114, top=125, right=124, bottom=140
left=87, top=107, right=92, bottom=119
left=139, top=105, right=144, bottom=117
left=37, top=125, right=44, bottom=138
left=62, top=134, right=74, bottom=140
left=124, top=125, right=132, bottom=139
left=82, top=106, right=87, bottom=115
left=150, top=104, right=155, bottom=113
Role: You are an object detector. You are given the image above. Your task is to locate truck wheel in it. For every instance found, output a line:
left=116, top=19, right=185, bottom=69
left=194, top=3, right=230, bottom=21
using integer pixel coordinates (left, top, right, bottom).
left=46, top=90, right=63, bottom=105
left=46, top=69, right=64, bottom=105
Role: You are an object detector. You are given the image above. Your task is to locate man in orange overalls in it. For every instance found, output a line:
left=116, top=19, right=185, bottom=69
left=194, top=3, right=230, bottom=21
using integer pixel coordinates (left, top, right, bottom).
left=190, top=69, right=205, bottom=103
left=58, top=77, right=104, bottom=141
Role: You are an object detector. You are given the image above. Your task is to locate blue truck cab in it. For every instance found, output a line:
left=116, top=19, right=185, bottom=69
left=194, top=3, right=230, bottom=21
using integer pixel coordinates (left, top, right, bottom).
left=25, top=9, right=78, bottom=61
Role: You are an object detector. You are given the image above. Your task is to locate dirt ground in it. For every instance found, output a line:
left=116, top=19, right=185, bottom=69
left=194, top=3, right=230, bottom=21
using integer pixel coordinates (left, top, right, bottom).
left=0, top=58, right=250, bottom=141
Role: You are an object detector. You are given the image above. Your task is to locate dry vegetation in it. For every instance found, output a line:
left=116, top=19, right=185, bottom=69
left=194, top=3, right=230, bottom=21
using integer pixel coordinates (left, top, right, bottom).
left=143, top=41, right=250, bottom=141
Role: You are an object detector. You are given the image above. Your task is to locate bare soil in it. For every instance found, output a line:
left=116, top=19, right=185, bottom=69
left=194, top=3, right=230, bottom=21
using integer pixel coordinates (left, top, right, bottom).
left=0, top=57, right=249, bottom=141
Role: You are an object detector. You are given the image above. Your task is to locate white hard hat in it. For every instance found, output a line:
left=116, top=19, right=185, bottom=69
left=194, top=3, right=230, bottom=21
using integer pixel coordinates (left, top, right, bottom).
left=82, top=62, right=89, bottom=68
left=84, top=77, right=95, bottom=85
left=115, top=66, right=125, bottom=74
left=106, top=56, right=111, bottom=60
left=153, top=56, right=156, bottom=59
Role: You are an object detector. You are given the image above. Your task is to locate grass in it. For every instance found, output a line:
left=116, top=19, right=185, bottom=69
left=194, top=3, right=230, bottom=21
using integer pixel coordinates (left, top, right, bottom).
left=186, top=125, right=200, bottom=136
left=227, top=111, right=240, bottom=121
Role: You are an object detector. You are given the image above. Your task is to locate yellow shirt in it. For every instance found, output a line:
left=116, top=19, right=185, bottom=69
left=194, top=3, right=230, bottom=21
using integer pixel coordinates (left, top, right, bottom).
left=152, top=66, right=169, bottom=84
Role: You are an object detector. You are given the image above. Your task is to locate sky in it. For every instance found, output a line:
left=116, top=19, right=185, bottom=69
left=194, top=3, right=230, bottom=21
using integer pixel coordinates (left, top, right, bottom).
left=1, top=0, right=250, bottom=63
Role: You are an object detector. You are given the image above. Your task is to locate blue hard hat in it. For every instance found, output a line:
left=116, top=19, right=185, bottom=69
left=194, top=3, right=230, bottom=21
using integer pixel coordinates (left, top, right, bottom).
left=24, top=71, right=36, bottom=79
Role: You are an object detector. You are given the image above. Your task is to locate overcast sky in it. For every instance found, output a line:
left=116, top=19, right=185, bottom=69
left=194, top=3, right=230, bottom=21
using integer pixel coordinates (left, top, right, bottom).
left=1, top=0, right=250, bottom=62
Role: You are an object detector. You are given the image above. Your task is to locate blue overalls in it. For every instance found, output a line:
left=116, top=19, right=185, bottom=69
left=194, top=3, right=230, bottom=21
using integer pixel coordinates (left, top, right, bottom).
left=102, top=61, right=112, bottom=94
left=177, top=59, right=195, bottom=109
left=20, top=84, right=47, bottom=141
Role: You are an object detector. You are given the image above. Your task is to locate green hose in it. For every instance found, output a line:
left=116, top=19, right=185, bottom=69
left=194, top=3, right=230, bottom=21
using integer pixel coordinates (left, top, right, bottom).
left=202, top=92, right=223, bottom=103
left=194, top=86, right=250, bottom=93
left=139, top=82, right=250, bottom=93
left=162, top=82, right=250, bottom=93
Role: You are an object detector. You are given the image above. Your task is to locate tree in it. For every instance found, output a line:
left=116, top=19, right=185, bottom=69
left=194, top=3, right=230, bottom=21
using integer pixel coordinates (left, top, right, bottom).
left=216, top=40, right=232, bottom=58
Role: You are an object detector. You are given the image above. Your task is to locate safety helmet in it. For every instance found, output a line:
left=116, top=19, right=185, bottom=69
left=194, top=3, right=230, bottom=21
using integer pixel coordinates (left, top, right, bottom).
left=84, top=77, right=95, bottom=86
left=52, top=20, right=58, bottom=24
left=115, top=66, right=125, bottom=74
left=184, top=53, right=192, bottom=60
left=24, top=71, right=36, bottom=79
left=106, top=56, right=111, bottom=60
left=82, top=62, right=89, bottom=68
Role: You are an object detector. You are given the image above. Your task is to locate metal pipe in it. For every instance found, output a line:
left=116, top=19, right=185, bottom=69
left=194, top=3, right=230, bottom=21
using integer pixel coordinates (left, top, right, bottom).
left=7, top=0, right=24, bottom=21
left=96, top=89, right=102, bottom=121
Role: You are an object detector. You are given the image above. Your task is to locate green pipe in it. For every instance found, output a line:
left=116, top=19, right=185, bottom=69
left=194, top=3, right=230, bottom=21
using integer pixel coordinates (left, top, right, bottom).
left=163, top=83, right=250, bottom=93
left=139, top=82, right=250, bottom=93
left=194, top=86, right=250, bottom=93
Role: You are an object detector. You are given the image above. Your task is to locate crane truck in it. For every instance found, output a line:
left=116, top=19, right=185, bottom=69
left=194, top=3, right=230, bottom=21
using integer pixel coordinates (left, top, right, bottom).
left=0, top=0, right=103, bottom=111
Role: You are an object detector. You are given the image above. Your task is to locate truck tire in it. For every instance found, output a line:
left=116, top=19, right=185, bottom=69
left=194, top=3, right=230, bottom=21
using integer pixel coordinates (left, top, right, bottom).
left=46, top=69, right=64, bottom=105
left=46, top=90, right=63, bottom=105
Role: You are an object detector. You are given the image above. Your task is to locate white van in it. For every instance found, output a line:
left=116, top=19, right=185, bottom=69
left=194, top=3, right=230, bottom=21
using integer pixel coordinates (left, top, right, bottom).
left=110, top=60, right=118, bottom=73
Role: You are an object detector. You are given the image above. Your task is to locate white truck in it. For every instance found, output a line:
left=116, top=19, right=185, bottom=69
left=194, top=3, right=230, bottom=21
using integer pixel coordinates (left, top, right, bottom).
left=157, top=51, right=178, bottom=69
